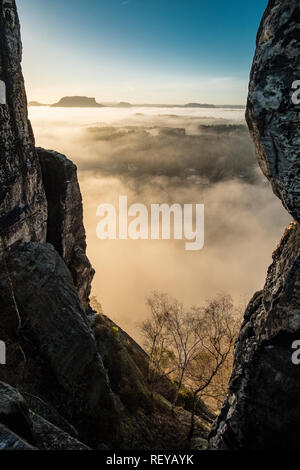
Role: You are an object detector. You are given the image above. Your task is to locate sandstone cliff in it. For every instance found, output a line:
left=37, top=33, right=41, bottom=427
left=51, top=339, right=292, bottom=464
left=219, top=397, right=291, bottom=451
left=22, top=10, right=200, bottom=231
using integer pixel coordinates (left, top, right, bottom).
left=210, top=0, right=300, bottom=450
left=0, top=0, right=46, bottom=247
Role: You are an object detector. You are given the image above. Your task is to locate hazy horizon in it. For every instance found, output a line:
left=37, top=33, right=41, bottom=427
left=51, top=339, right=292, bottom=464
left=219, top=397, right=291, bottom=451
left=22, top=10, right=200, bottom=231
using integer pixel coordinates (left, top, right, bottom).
left=17, top=0, right=267, bottom=106
left=29, top=99, right=246, bottom=106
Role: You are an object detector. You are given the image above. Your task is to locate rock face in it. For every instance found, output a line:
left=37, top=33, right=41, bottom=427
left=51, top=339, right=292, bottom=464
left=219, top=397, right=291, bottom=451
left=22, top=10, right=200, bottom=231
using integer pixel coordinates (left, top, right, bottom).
left=0, top=0, right=94, bottom=308
left=0, top=381, right=34, bottom=445
left=210, top=0, right=300, bottom=450
left=0, top=242, right=118, bottom=447
left=0, top=0, right=116, bottom=449
left=52, top=96, right=103, bottom=108
left=0, top=424, right=36, bottom=450
left=0, top=380, right=90, bottom=450
left=246, top=0, right=300, bottom=222
left=0, top=0, right=47, bottom=246
left=38, top=148, right=94, bottom=309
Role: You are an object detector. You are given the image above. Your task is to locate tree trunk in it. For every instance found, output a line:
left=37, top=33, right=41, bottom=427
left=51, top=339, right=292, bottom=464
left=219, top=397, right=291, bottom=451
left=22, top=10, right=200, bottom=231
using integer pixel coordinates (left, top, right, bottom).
left=188, top=392, right=197, bottom=441
left=172, top=373, right=184, bottom=408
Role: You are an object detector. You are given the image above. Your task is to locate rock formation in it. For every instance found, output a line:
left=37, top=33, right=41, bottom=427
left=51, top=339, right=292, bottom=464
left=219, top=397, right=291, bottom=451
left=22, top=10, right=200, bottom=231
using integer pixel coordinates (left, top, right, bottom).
left=0, top=0, right=47, bottom=247
left=38, top=148, right=95, bottom=309
left=246, top=0, right=300, bottom=223
left=210, top=0, right=300, bottom=450
left=0, top=0, right=117, bottom=449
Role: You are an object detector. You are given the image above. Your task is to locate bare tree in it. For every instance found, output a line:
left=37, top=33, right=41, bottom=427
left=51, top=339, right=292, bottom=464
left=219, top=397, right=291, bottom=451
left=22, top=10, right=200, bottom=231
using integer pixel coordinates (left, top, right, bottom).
left=140, top=292, right=173, bottom=387
left=186, top=294, right=240, bottom=440
left=140, top=292, right=240, bottom=439
left=141, top=293, right=208, bottom=406
left=165, top=301, right=204, bottom=407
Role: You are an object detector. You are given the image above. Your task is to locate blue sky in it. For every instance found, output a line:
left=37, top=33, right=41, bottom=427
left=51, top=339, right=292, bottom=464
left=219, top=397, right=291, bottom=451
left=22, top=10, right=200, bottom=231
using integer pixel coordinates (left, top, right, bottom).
left=16, top=0, right=268, bottom=104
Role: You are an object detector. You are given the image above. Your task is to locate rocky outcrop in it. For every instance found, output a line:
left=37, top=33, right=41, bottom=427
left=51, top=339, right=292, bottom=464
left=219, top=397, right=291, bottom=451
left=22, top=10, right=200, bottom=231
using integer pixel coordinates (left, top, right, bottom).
left=29, top=411, right=90, bottom=450
left=0, top=424, right=36, bottom=450
left=210, top=0, right=300, bottom=450
left=0, top=0, right=47, bottom=246
left=0, top=242, right=118, bottom=447
left=0, top=381, right=34, bottom=445
left=0, top=380, right=90, bottom=450
left=0, top=3, right=115, bottom=447
left=38, top=148, right=94, bottom=309
left=246, top=0, right=300, bottom=222
left=0, top=0, right=93, bottom=308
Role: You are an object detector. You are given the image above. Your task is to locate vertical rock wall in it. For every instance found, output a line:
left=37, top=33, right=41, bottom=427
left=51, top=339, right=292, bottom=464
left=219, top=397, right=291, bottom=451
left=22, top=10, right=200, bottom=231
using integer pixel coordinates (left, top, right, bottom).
left=0, top=0, right=47, bottom=246
left=0, top=0, right=116, bottom=448
left=38, top=148, right=95, bottom=309
left=0, top=0, right=93, bottom=309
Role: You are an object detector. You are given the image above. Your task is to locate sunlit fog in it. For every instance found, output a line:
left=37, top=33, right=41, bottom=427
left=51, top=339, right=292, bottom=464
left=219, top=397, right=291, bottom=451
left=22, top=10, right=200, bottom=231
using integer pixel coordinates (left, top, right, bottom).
left=29, top=106, right=290, bottom=340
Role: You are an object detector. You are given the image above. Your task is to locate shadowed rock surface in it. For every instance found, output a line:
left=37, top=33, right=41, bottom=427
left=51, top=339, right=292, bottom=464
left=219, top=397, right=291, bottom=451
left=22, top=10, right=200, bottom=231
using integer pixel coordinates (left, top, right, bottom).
left=0, top=380, right=90, bottom=450
left=0, top=0, right=116, bottom=449
left=29, top=411, right=91, bottom=450
left=0, top=0, right=47, bottom=246
left=246, top=0, right=300, bottom=222
left=210, top=0, right=300, bottom=450
left=0, top=242, right=118, bottom=447
left=38, top=148, right=95, bottom=309
left=0, top=381, right=34, bottom=445
left=0, top=424, right=36, bottom=450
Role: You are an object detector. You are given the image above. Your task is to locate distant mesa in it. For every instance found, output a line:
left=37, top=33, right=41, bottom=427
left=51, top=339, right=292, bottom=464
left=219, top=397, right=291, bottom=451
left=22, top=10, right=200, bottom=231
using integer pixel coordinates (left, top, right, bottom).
left=28, top=96, right=104, bottom=108
left=184, top=103, right=216, bottom=108
left=182, top=103, right=245, bottom=109
left=29, top=100, right=48, bottom=106
left=52, top=96, right=104, bottom=108
left=116, top=102, right=132, bottom=108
